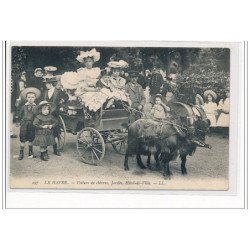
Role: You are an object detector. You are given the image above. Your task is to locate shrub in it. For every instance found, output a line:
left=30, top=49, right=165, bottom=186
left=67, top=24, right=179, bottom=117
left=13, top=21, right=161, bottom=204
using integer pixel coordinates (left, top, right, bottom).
left=176, top=48, right=230, bottom=103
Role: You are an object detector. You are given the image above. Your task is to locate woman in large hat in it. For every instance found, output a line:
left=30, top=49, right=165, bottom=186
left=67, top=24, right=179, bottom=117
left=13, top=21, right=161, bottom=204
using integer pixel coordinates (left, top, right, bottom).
left=203, top=90, right=218, bottom=128
left=107, top=60, right=128, bottom=89
left=104, top=60, right=130, bottom=108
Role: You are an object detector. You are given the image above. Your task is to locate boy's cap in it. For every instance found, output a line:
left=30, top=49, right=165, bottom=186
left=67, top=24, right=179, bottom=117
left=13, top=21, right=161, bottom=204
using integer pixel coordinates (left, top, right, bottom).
left=34, top=68, right=43, bottom=73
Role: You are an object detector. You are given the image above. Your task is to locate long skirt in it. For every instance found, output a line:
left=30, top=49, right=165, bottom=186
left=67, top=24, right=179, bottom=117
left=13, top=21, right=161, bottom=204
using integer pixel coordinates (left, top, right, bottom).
left=33, top=128, right=56, bottom=147
left=206, top=114, right=217, bottom=127
left=78, top=91, right=108, bottom=112
left=217, top=113, right=230, bottom=127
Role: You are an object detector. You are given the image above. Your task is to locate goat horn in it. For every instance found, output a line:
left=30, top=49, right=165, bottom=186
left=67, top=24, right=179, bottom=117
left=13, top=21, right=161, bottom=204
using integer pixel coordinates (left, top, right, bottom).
left=169, top=102, right=194, bottom=118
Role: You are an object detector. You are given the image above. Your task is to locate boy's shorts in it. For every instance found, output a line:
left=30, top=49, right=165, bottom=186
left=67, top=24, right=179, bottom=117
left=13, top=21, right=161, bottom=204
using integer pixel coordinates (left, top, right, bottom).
left=19, top=122, right=35, bottom=143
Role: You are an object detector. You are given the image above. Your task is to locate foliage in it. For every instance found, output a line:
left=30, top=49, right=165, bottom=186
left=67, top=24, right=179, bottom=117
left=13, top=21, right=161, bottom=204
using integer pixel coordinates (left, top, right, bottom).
left=11, top=47, right=28, bottom=82
left=176, top=48, right=230, bottom=103
left=11, top=47, right=230, bottom=104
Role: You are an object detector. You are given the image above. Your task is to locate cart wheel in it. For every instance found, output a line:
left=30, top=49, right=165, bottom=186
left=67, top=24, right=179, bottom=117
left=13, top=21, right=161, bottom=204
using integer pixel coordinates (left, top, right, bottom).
left=77, top=127, right=105, bottom=165
left=111, top=130, right=128, bottom=155
left=56, top=115, right=66, bottom=151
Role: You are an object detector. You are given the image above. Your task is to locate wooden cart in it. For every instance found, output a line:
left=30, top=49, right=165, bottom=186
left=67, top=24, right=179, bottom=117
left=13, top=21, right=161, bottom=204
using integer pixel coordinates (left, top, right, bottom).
left=56, top=104, right=129, bottom=165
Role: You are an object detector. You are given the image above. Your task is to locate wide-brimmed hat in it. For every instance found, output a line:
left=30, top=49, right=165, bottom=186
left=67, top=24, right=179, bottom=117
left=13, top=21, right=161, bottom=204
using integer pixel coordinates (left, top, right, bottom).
left=44, top=66, right=57, bottom=72
left=195, top=94, right=204, bottom=106
left=107, top=60, right=129, bottom=69
left=20, top=87, right=41, bottom=101
left=76, top=48, right=100, bottom=63
left=204, top=90, right=217, bottom=100
left=37, top=101, right=55, bottom=111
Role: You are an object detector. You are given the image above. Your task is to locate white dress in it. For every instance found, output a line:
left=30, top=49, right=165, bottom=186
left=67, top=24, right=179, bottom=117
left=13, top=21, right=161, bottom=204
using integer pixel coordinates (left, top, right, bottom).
left=61, top=67, right=101, bottom=90
left=203, top=102, right=218, bottom=127
left=217, top=98, right=230, bottom=127
left=61, top=67, right=108, bottom=112
left=108, top=76, right=130, bottom=103
left=77, top=67, right=101, bottom=86
left=74, top=67, right=107, bottom=112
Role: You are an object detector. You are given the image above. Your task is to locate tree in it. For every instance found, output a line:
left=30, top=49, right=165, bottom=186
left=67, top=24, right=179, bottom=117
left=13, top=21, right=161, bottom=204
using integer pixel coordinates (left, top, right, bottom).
left=176, top=48, right=230, bottom=103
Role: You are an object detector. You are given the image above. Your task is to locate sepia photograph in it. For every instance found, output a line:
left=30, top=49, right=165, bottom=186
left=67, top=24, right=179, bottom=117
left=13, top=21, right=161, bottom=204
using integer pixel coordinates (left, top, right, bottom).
left=8, top=42, right=234, bottom=190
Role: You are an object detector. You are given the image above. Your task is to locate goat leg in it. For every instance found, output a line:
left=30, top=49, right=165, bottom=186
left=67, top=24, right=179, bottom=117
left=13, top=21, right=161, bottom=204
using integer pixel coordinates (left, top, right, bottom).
left=146, top=153, right=153, bottom=170
left=124, top=151, right=129, bottom=171
left=162, top=155, right=172, bottom=179
left=136, top=154, right=146, bottom=169
left=154, top=150, right=162, bottom=170
left=180, top=155, right=187, bottom=175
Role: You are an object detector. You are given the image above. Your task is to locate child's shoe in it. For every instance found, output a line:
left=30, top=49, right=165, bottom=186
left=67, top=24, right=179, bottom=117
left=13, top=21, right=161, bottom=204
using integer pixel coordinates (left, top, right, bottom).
left=53, top=144, right=61, bottom=156
left=28, top=146, right=34, bottom=158
left=41, top=152, right=48, bottom=161
left=19, top=149, right=24, bottom=160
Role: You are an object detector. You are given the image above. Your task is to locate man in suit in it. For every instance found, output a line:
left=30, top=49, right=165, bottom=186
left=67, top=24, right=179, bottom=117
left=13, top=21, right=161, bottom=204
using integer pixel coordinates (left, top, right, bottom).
left=42, top=77, right=69, bottom=153
left=43, top=77, right=68, bottom=114
left=125, top=70, right=146, bottom=123
left=148, top=65, right=164, bottom=103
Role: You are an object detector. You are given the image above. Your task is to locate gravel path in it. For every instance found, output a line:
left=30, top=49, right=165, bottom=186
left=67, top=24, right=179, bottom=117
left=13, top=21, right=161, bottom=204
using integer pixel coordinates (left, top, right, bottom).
left=9, top=125, right=229, bottom=190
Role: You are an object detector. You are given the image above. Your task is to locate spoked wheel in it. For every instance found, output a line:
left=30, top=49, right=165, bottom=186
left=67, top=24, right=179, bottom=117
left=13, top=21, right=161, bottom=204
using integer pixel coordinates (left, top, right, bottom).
left=55, top=115, right=66, bottom=151
left=111, top=129, right=128, bottom=155
left=76, top=127, right=105, bottom=165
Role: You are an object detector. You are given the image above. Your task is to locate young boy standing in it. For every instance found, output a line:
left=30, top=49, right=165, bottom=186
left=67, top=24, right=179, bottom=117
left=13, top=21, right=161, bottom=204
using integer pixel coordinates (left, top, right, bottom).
left=18, top=87, right=41, bottom=160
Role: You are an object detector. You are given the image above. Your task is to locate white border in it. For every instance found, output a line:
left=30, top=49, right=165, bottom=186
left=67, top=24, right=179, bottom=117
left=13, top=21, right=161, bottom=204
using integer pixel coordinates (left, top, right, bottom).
left=4, top=41, right=245, bottom=208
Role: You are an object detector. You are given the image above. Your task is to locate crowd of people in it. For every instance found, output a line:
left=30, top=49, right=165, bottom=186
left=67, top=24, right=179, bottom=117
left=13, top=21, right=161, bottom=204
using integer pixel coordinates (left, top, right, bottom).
left=195, top=88, right=230, bottom=137
left=10, top=48, right=230, bottom=161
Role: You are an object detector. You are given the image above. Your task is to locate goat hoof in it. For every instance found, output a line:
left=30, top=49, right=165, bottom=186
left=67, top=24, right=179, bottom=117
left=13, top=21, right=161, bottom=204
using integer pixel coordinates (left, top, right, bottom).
left=124, top=167, right=129, bottom=171
left=148, top=165, right=155, bottom=171
left=163, top=174, right=171, bottom=180
left=163, top=171, right=172, bottom=179
left=181, top=169, right=187, bottom=175
left=156, top=165, right=162, bottom=171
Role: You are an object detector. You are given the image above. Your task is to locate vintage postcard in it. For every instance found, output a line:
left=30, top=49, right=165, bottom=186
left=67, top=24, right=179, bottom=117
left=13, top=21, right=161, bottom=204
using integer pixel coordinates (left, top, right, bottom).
left=7, top=41, right=240, bottom=191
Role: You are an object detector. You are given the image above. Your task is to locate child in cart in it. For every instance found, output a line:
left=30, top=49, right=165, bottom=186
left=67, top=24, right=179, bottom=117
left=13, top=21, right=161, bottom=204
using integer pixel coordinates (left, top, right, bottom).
left=61, top=48, right=108, bottom=112
left=150, top=94, right=171, bottom=120
left=104, top=60, right=130, bottom=108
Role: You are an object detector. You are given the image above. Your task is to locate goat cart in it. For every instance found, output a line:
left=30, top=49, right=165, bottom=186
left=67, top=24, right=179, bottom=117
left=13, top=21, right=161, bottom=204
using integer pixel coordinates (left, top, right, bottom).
left=56, top=103, right=129, bottom=165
